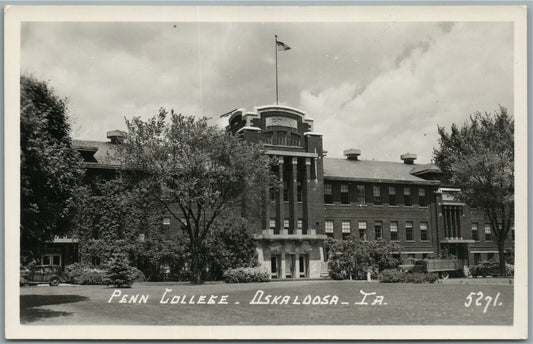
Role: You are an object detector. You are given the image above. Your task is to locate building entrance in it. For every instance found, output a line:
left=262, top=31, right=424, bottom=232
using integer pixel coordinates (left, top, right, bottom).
left=271, top=254, right=310, bottom=279
left=442, top=244, right=470, bottom=266
left=299, top=255, right=308, bottom=278
left=271, top=256, right=280, bottom=278
left=286, top=255, right=294, bottom=278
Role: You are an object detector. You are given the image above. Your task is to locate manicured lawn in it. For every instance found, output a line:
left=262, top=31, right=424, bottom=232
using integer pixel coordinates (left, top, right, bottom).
left=20, top=279, right=513, bottom=325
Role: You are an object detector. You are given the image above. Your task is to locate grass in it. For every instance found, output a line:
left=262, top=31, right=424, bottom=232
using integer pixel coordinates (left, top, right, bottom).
left=20, top=279, right=513, bottom=325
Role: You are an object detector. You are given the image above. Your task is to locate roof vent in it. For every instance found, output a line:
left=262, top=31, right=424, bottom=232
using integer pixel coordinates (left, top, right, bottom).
left=401, top=153, right=417, bottom=164
left=344, top=148, right=361, bottom=161
left=107, top=130, right=127, bottom=144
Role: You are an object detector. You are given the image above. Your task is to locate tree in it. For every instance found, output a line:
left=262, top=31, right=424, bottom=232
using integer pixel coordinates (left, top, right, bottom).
left=204, top=217, right=259, bottom=280
left=20, top=75, right=84, bottom=259
left=327, top=238, right=401, bottom=280
left=116, top=109, right=274, bottom=284
left=433, top=107, right=513, bottom=276
left=105, top=251, right=135, bottom=288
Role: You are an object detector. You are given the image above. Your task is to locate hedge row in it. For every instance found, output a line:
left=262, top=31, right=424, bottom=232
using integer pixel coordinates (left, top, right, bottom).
left=379, top=269, right=439, bottom=283
left=223, top=267, right=270, bottom=283
left=65, top=263, right=146, bottom=285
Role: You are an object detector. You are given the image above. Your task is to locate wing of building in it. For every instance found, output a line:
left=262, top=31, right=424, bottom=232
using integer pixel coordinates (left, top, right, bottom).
left=42, top=105, right=514, bottom=279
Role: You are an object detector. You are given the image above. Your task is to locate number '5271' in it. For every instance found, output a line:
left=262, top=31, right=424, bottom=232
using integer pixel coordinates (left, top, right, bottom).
left=465, top=292, right=502, bottom=313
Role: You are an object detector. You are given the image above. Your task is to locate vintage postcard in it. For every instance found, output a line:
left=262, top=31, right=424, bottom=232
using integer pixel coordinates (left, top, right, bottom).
left=4, top=5, right=528, bottom=340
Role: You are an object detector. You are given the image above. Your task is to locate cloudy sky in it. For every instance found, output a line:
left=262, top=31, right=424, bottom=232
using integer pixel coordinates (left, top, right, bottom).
left=21, top=20, right=513, bottom=162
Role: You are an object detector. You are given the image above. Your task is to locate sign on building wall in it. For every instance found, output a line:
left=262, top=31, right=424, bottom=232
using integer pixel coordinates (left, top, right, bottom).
left=266, top=116, right=298, bottom=129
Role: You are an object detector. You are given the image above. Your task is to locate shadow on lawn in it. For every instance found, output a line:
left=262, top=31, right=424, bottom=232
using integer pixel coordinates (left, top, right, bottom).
left=20, top=294, right=89, bottom=324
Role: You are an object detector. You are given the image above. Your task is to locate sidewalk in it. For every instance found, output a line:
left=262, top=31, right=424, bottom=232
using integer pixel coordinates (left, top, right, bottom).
left=440, top=277, right=513, bottom=285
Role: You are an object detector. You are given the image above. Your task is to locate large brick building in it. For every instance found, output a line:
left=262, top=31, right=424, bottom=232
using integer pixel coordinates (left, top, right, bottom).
left=226, top=105, right=514, bottom=278
left=43, top=104, right=513, bottom=278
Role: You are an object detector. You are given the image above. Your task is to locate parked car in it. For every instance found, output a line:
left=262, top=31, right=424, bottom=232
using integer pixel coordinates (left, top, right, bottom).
left=20, top=265, right=68, bottom=286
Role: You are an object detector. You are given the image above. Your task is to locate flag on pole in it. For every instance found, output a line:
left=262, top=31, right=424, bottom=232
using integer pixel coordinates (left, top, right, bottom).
left=219, top=108, right=238, bottom=118
left=276, top=40, right=291, bottom=51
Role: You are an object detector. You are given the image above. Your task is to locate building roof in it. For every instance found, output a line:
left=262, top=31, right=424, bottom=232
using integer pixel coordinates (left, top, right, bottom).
left=72, top=139, right=121, bottom=167
left=323, top=158, right=440, bottom=185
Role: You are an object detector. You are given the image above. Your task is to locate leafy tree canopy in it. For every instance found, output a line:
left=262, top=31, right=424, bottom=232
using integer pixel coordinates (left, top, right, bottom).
left=20, top=75, right=83, bottom=257
left=116, top=109, right=274, bottom=283
left=433, top=106, right=513, bottom=276
left=327, top=238, right=401, bottom=280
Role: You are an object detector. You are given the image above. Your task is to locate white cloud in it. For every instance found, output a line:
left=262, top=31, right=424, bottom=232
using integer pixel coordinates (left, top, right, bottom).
left=21, top=21, right=513, bottom=160
left=299, top=22, right=513, bottom=162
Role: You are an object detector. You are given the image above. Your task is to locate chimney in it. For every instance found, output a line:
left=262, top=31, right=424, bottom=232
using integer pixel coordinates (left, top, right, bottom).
left=344, top=148, right=361, bottom=161
left=107, top=130, right=127, bottom=144
left=401, top=153, right=417, bottom=164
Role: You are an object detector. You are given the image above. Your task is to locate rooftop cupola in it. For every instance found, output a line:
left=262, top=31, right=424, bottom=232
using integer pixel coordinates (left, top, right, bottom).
left=107, top=130, right=127, bottom=144
left=344, top=148, right=361, bottom=161
left=401, top=153, right=417, bottom=164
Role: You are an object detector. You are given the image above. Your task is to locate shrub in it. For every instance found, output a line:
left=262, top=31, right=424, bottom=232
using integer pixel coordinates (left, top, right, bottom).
left=506, top=264, right=514, bottom=277
left=406, top=272, right=439, bottom=283
left=329, top=269, right=348, bottom=280
left=379, top=269, right=439, bottom=283
left=223, top=267, right=270, bottom=283
left=327, top=239, right=401, bottom=280
left=205, top=217, right=260, bottom=281
left=106, top=252, right=136, bottom=287
left=130, top=266, right=147, bottom=282
left=378, top=269, right=404, bottom=283
left=65, top=263, right=107, bottom=285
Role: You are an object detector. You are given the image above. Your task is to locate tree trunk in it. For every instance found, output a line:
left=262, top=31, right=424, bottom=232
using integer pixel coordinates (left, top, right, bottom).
left=497, top=241, right=506, bottom=277
left=190, top=245, right=204, bottom=284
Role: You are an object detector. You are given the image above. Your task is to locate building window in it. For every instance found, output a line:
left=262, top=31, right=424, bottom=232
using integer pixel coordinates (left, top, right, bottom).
left=325, top=220, right=334, bottom=238
left=297, top=218, right=303, bottom=230
left=389, top=186, right=397, bottom=206
left=474, top=253, right=481, bottom=265
left=404, top=187, right=412, bottom=206
left=472, top=223, right=479, bottom=241
left=138, top=233, right=145, bottom=242
left=283, top=181, right=289, bottom=202
left=374, top=221, right=383, bottom=240
left=162, top=217, right=171, bottom=226
left=358, top=220, right=367, bottom=241
left=324, top=183, right=333, bottom=204
left=420, top=222, right=428, bottom=241
left=283, top=218, right=290, bottom=231
left=42, top=254, right=61, bottom=266
left=390, top=221, right=399, bottom=241
left=290, top=133, right=301, bottom=147
left=357, top=185, right=366, bottom=205
left=418, top=188, right=427, bottom=207
left=405, top=221, right=414, bottom=241
left=487, top=253, right=495, bottom=261
left=269, top=219, right=276, bottom=231
left=342, top=220, right=351, bottom=240
left=373, top=186, right=382, bottom=205
left=484, top=224, right=491, bottom=241
left=297, top=181, right=302, bottom=202
left=341, top=184, right=350, bottom=204
left=443, top=205, right=463, bottom=239
left=263, top=132, right=273, bottom=145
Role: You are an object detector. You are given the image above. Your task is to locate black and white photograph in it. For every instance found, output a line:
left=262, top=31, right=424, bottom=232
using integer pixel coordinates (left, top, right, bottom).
left=4, top=5, right=528, bottom=340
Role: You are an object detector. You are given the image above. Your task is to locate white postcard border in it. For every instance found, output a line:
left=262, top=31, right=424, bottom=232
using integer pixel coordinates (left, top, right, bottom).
left=4, top=5, right=528, bottom=340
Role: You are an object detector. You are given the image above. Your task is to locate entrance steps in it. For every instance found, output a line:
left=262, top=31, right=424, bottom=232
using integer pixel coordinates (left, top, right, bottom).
left=320, top=262, right=329, bottom=278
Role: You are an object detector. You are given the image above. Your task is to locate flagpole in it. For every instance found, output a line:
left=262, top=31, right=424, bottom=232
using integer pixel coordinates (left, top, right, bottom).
left=275, top=35, right=278, bottom=105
